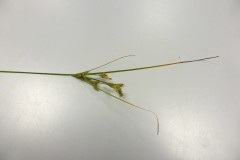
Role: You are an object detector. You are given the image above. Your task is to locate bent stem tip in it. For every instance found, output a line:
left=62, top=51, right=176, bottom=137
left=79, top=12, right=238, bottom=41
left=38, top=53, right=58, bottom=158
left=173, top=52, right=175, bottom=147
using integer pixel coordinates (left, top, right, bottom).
left=99, top=88, right=160, bottom=135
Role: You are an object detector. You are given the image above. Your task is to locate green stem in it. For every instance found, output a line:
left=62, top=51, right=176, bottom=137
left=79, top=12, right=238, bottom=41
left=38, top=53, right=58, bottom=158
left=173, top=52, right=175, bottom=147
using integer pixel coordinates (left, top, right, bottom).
left=88, top=56, right=219, bottom=75
left=87, top=77, right=109, bottom=84
left=0, top=70, right=72, bottom=76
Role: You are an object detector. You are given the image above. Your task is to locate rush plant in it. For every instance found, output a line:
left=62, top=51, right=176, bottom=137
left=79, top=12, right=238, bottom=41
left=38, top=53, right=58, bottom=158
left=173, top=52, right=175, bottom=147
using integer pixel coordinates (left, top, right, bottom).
left=0, top=55, right=219, bottom=134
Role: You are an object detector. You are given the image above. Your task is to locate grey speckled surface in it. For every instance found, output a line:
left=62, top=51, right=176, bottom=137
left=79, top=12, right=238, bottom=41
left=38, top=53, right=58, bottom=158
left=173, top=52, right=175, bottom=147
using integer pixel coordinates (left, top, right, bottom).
left=0, top=0, right=240, bottom=160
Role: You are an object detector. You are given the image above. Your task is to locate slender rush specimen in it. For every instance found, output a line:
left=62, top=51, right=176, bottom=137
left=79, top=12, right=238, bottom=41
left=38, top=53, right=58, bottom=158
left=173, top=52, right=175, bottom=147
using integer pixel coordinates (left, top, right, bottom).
left=0, top=56, right=218, bottom=76
left=0, top=56, right=219, bottom=134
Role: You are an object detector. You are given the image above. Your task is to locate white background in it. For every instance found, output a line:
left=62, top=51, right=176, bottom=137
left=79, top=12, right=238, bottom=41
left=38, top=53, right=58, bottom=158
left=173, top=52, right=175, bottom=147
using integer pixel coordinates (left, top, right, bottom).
left=0, top=0, right=239, bottom=160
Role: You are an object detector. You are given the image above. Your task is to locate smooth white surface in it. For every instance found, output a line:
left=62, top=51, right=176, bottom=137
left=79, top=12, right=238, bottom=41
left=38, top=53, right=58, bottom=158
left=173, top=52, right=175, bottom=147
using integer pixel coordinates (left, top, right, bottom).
left=0, top=0, right=239, bottom=160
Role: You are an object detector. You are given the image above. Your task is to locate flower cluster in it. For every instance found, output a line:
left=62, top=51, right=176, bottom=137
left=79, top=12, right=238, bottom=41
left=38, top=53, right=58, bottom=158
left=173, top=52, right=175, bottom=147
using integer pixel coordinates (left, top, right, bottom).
left=73, top=72, right=125, bottom=97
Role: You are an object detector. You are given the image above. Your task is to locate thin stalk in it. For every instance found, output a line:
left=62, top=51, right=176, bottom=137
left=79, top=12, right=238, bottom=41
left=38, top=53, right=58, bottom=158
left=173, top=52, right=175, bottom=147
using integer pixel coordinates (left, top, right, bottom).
left=88, top=56, right=219, bottom=75
left=87, top=55, right=135, bottom=72
left=0, top=55, right=218, bottom=135
left=0, top=70, right=72, bottom=76
left=99, top=88, right=159, bottom=135
left=87, top=77, right=109, bottom=84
